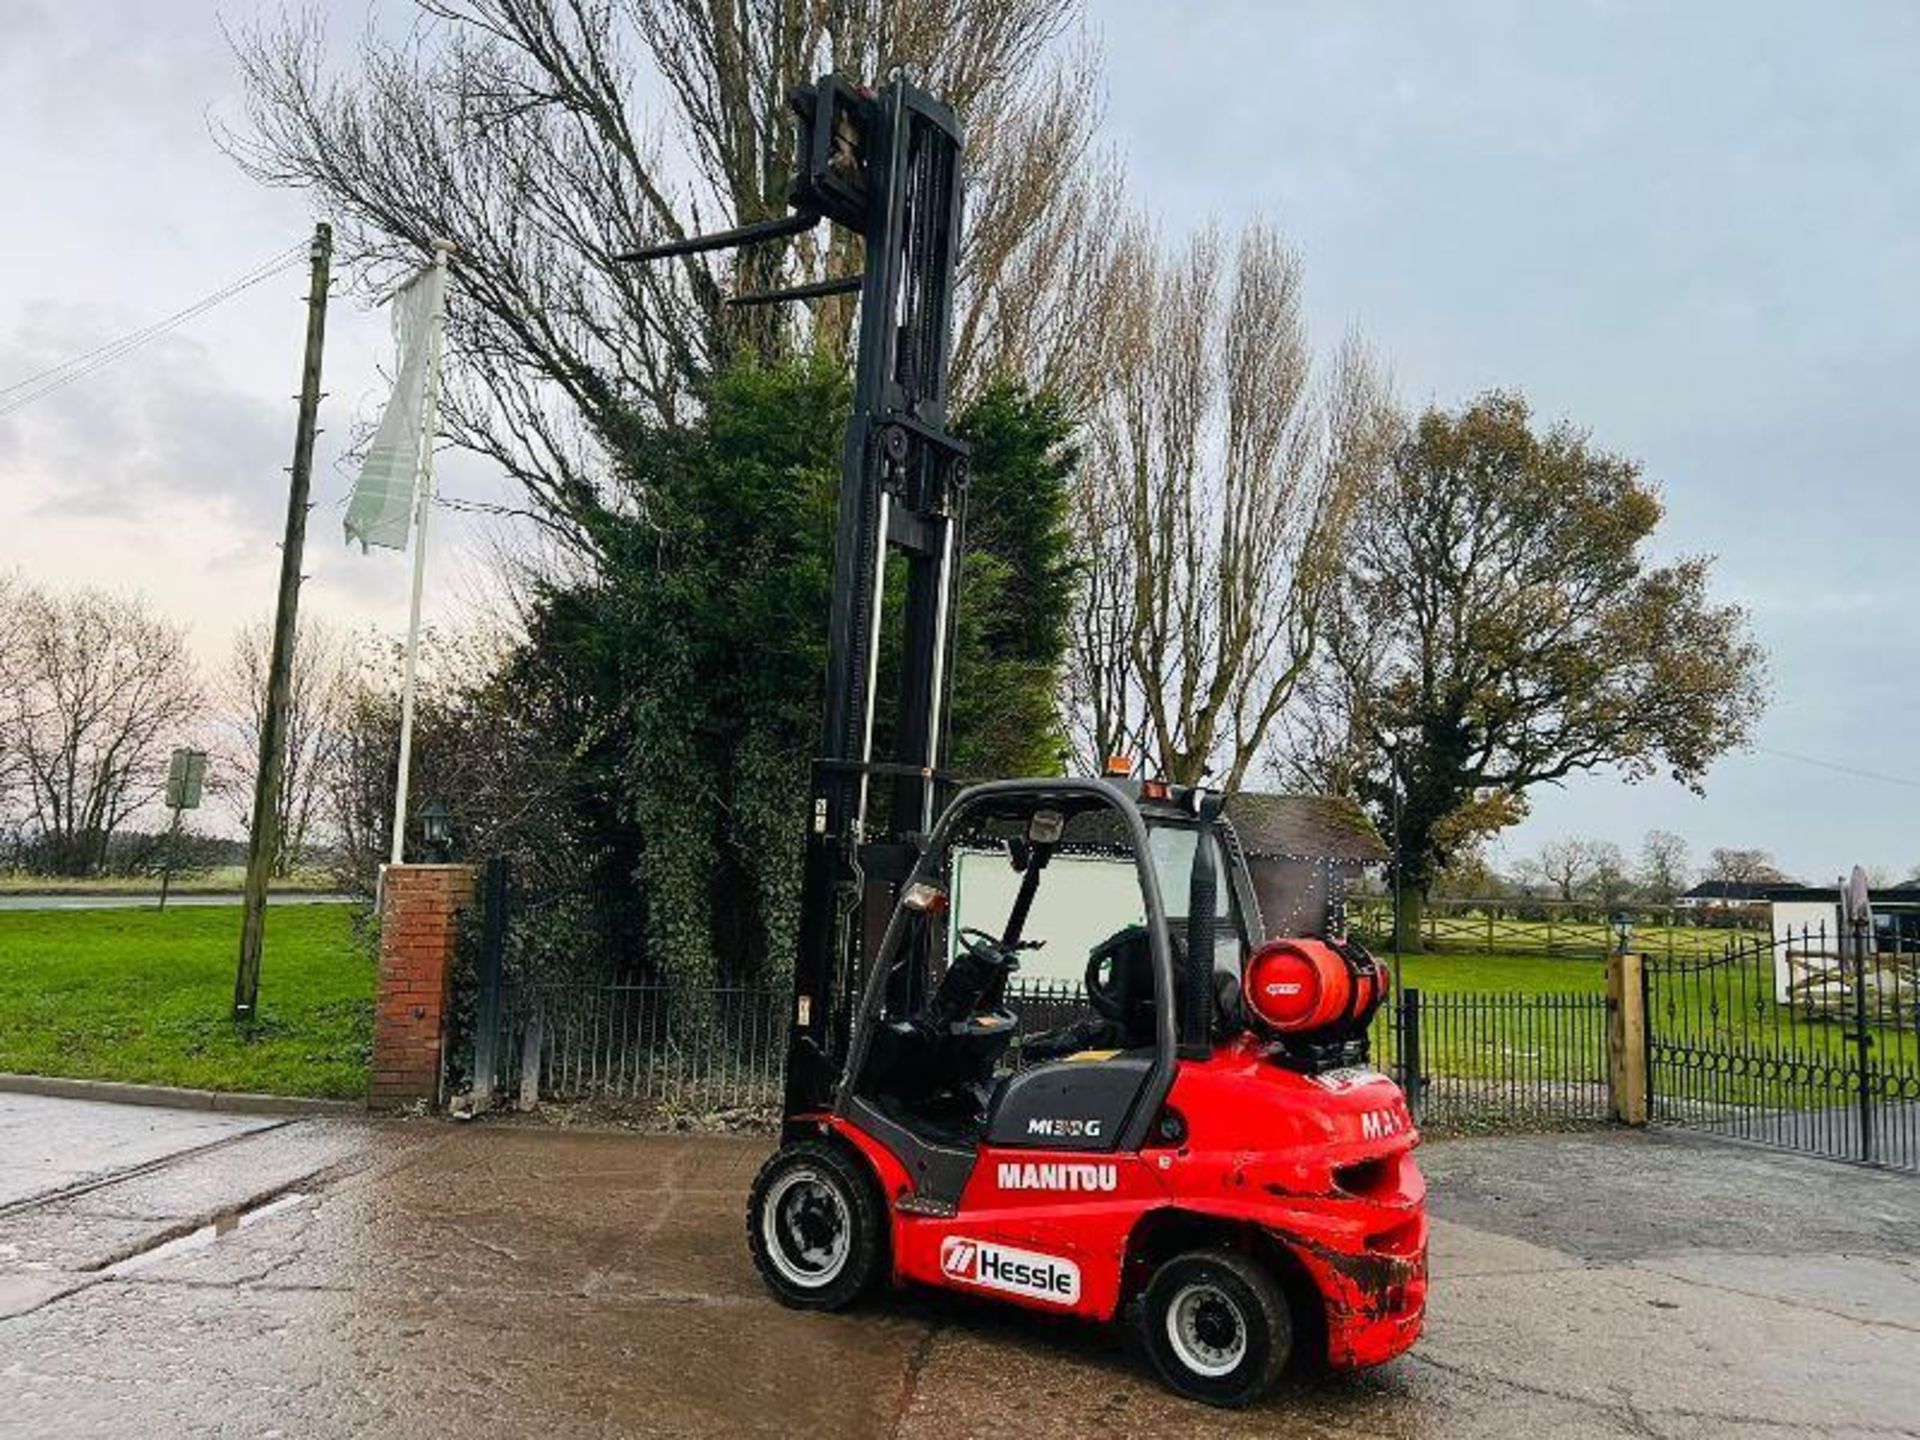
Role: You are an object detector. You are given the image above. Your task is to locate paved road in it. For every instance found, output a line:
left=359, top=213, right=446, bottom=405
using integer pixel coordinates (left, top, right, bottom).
left=1, top=1098, right=1915, bottom=1438
left=0, top=1093, right=276, bottom=1210
left=0, top=893, right=353, bottom=911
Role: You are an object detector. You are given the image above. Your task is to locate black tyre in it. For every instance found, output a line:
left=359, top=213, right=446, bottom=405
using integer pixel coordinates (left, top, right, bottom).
left=1137, top=1249, right=1292, bottom=1408
left=746, top=1139, right=886, bottom=1311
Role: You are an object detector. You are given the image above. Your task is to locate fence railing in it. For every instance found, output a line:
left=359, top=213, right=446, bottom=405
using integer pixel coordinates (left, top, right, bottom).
left=1350, top=897, right=1766, bottom=960
left=1646, top=926, right=1920, bottom=1173
left=1376, top=989, right=1612, bottom=1133
left=468, top=966, right=1613, bottom=1137
left=476, top=979, right=792, bottom=1119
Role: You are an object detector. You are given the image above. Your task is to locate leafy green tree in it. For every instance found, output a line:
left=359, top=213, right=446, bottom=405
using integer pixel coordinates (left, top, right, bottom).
left=945, top=384, right=1079, bottom=778
left=504, top=359, right=1078, bottom=992
left=1298, top=392, right=1766, bottom=946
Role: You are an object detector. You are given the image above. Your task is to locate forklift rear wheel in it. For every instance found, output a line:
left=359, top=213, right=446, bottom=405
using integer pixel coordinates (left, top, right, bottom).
left=747, top=1140, right=885, bottom=1311
left=1138, top=1249, right=1291, bottom=1408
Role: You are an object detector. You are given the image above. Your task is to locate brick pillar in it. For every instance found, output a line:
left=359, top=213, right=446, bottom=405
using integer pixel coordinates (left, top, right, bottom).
left=370, top=863, right=476, bottom=1111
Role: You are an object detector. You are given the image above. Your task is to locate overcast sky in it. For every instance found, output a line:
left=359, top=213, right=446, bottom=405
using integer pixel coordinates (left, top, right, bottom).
left=1, top=0, right=1914, bottom=883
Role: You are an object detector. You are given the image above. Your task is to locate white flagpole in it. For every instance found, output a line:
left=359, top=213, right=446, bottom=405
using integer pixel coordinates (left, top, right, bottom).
left=389, top=239, right=455, bottom=866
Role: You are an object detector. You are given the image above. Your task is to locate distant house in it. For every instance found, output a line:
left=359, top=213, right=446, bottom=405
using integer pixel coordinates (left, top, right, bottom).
left=1766, top=881, right=1920, bottom=1004
left=1676, top=880, right=1781, bottom=910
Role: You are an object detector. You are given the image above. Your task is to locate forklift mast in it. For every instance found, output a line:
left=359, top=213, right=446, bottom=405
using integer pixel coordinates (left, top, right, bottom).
left=624, top=75, right=969, bottom=1121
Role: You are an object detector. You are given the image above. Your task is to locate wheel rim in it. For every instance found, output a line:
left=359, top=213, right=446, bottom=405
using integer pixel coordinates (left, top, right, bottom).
left=1165, top=1280, right=1250, bottom=1378
left=761, top=1166, right=851, bottom=1289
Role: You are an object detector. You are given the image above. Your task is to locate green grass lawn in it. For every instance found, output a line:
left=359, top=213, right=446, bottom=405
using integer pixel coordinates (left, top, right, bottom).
left=0, top=903, right=373, bottom=1099
left=1381, top=949, right=1608, bottom=995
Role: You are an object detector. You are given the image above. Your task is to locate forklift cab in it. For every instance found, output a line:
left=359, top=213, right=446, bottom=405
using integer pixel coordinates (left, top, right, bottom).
left=833, top=776, right=1260, bottom=1205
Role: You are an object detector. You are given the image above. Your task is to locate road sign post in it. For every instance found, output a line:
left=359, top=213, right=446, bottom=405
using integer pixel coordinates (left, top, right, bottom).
left=159, top=748, right=207, bottom=912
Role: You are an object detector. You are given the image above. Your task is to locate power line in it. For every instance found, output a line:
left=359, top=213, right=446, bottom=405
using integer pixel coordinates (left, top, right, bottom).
left=435, top=493, right=534, bottom=520
left=1754, top=746, right=1920, bottom=792
left=0, top=241, right=305, bottom=398
left=0, top=242, right=311, bottom=419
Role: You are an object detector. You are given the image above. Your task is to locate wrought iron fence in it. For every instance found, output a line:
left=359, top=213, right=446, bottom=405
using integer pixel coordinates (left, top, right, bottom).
left=455, top=853, right=1616, bottom=1132
left=477, top=978, right=791, bottom=1118
left=1646, top=926, right=1920, bottom=1172
left=470, top=976, right=1109, bottom=1116
left=465, top=959, right=1612, bottom=1137
left=1350, top=897, right=1766, bottom=960
left=1375, top=990, right=1612, bottom=1134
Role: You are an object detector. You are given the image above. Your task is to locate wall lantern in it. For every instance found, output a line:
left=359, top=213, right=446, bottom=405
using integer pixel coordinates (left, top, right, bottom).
left=419, top=799, right=453, bottom=863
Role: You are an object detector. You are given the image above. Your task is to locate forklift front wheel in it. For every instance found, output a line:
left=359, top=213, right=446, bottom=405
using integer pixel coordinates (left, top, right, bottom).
left=747, top=1140, right=885, bottom=1311
left=1138, top=1249, right=1291, bottom=1408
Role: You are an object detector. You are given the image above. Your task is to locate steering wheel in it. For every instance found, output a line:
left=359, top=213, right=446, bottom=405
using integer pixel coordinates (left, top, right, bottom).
left=1084, top=948, right=1128, bottom=1020
left=956, top=927, right=1023, bottom=972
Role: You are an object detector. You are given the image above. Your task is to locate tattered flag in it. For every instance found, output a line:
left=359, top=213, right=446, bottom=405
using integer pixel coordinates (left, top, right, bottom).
left=344, top=266, right=440, bottom=552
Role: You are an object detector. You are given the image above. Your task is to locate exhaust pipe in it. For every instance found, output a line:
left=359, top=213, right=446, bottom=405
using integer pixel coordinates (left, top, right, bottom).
left=1181, top=792, right=1226, bottom=1057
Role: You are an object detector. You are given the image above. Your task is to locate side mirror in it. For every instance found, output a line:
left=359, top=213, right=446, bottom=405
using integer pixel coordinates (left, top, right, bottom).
left=1029, top=809, right=1065, bottom=844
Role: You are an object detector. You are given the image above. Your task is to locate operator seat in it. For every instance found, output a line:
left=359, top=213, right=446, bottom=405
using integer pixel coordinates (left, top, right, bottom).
left=860, top=931, right=1019, bottom=1112
left=1018, top=924, right=1158, bottom=1063
left=980, top=925, right=1161, bottom=1152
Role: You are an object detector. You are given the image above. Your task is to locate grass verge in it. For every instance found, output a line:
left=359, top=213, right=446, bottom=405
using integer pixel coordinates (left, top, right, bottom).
left=1381, top=949, right=1609, bottom=995
left=0, top=903, right=372, bottom=1099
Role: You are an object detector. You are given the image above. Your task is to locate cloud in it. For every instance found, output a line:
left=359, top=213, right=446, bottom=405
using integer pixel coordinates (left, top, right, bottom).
left=0, top=310, right=290, bottom=528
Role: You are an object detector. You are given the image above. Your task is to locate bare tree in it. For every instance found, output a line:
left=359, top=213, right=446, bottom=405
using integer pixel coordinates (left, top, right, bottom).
left=1587, top=839, right=1630, bottom=909
left=0, top=572, right=38, bottom=869
left=0, top=571, right=28, bottom=830
left=1067, top=221, right=1393, bottom=787
left=225, top=1, right=1115, bottom=545
left=324, top=624, right=577, bottom=895
left=6, top=588, right=205, bottom=876
left=1537, top=837, right=1601, bottom=904
left=1708, top=846, right=1787, bottom=888
left=949, top=45, right=1130, bottom=411
left=1638, top=828, right=1691, bottom=906
left=216, top=616, right=355, bottom=878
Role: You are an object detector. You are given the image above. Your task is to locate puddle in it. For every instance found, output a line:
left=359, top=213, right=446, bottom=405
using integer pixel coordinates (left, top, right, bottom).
left=100, top=1192, right=311, bottom=1279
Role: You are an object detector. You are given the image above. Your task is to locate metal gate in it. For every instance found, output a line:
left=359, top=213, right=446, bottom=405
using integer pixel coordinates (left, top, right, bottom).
left=1645, top=926, right=1920, bottom=1171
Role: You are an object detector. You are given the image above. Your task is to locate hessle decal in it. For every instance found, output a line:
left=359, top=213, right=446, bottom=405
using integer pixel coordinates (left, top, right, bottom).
left=997, top=1161, right=1118, bottom=1193
left=939, top=1236, right=1082, bottom=1304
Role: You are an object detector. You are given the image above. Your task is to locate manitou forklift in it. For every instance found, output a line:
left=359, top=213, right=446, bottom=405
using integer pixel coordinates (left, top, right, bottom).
left=626, top=73, right=1425, bottom=1408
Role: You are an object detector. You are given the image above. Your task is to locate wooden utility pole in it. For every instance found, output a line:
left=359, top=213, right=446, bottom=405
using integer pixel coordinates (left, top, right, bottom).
left=235, top=223, right=332, bottom=1022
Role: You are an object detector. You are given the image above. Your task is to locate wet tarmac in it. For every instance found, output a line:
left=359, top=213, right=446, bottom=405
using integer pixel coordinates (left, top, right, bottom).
left=0, top=1093, right=276, bottom=1210
left=1, top=1097, right=1916, bottom=1438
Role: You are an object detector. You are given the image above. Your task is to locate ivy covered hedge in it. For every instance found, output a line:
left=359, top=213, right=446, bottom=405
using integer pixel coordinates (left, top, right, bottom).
left=493, top=358, right=1079, bottom=992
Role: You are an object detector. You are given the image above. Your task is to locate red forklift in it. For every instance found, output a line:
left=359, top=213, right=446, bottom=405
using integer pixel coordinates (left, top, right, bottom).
left=625, top=73, right=1425, bottom=1408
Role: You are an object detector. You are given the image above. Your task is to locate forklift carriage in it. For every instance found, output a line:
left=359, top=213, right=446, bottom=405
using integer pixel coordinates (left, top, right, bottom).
left=624, top=71, right=1427, bottom=1408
